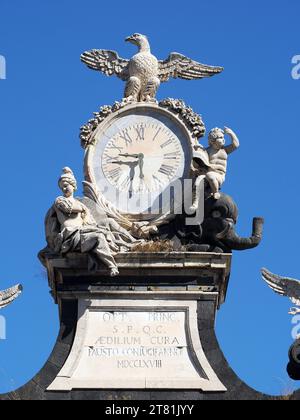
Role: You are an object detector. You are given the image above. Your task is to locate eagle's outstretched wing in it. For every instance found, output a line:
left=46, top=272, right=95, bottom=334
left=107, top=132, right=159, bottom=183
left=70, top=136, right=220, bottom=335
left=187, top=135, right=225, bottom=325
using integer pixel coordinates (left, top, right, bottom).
left=158, top=53, right=224, bottom=83
left=80, top=50, right=130, bottom=81
left=261, top=268, right=300, bottom=306
left=0, top=284, right=23, bottom=309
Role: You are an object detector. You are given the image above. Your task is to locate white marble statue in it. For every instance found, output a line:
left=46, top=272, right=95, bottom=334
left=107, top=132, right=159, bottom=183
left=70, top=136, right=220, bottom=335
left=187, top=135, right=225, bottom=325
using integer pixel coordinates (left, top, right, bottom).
left=205, top=127, right=240, bottom=199
left=0, top=284, right=22, bottom=309
left=81, top=33, right=223, bottom=102
left=191, top=127, right=240, bottom=210
left=52, top=168, right=137, bottom=277
left=262, top=269, right=300, bottom=315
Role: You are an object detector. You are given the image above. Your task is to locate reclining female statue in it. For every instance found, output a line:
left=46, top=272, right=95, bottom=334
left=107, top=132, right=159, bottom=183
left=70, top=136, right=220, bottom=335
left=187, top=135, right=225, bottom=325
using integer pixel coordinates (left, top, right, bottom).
left=46, top=167, right=138, bottom=277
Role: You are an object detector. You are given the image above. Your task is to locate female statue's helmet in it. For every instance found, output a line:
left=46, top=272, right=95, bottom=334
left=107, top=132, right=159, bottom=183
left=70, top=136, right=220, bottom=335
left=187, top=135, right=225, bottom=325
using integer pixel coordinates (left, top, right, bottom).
left=58, top=167, right=77, bottom=191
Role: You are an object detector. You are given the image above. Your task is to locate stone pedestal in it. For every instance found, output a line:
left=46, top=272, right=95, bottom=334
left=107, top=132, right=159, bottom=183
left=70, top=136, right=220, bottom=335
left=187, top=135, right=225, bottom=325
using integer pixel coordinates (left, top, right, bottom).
left=1, top=252, right=299, bottom=400
left=45, top=252, right=230, bottom=392
left=48, top=297, right=226, bottom=392
left=44, top=252, right=231, bottom=308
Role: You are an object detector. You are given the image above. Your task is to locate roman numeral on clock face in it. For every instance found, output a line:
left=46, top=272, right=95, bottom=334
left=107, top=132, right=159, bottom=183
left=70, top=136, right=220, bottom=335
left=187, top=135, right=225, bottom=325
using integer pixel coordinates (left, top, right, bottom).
left=106, top=142, right=123, bottom=153
left=103, top=154, right=115, bottom=163
left=152, top=127, right=162, bottom=142
left=160, top=139, right=175, bottom=149
left=119, top=130, right=133, bottom=146
left=164, top=152, right=179, bottom=160
left=119, top=176, right=131, bottom=190
left=135, top=124, right=145, bottom=141
left=152, top=175, right=164, bottom=188
left=158, top=164, right=175, bottom=177
left=108, top=168, right=121, bottom=181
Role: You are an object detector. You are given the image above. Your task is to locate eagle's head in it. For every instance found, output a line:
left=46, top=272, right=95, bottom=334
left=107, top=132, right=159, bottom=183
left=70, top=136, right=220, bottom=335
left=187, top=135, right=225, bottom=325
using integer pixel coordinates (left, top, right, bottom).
left=125, top=33, right=149, bottom=49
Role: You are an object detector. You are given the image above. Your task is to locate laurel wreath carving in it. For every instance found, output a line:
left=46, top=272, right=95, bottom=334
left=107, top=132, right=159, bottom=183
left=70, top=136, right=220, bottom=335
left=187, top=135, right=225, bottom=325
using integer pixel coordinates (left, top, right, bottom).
left=80, top=100, right=129, bottom=149
left=79, top=98, right=206, bottom=149
left=159, top=99, right=206, bottom=140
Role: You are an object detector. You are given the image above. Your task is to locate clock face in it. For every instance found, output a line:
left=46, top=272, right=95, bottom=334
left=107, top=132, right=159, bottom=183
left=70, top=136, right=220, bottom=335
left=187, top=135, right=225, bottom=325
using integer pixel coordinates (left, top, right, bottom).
left=90, top=106, right=192, bottom=219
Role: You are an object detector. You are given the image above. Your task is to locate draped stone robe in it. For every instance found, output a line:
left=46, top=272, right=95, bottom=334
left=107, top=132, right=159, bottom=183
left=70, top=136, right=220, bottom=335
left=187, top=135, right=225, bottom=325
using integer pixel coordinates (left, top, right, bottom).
left=44, top=196, right=137, bottom=272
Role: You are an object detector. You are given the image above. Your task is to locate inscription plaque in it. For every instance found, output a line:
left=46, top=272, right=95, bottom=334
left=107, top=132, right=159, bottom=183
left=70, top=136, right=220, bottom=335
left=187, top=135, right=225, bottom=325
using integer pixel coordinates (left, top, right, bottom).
left=48, top=299, right=226, bottom=391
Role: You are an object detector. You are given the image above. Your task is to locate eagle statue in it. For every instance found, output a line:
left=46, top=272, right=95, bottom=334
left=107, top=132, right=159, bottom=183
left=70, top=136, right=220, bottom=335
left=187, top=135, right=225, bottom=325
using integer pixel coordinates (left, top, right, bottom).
left=262, top=268, right=300, bottom=315
left=81, top=33, right=224, bottom=102
left=0, top=284, right=22, bottom=309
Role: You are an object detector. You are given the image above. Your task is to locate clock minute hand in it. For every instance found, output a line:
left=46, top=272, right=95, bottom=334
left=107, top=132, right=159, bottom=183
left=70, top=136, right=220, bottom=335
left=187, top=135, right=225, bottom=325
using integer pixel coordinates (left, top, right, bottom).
left=119, top=153, right=139, bottom=159
left=111, top=160, right=138, bottom=198
left=112, top=159, right=138, bottom=167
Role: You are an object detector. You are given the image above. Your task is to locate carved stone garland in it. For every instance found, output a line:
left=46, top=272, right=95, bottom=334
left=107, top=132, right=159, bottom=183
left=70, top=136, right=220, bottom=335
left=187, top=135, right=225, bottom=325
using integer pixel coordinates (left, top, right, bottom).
left=80, top=99, right=206, bottom=150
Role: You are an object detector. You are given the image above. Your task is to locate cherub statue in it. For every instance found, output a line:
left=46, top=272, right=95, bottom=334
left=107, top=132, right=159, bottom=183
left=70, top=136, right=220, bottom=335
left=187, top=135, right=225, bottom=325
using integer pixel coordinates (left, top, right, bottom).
left=50, top=168, right=137, bottom=277
left=191, top=127, right=240, bottom=212
left=205, top=127, right=239, bottom=199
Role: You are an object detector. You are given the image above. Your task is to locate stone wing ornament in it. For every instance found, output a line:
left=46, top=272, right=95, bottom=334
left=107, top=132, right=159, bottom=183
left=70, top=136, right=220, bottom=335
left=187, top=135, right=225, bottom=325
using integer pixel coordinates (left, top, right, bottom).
left=80, top=50, right=130, bottom=81
left=81, top=33, right=223, bottom=101
left=0, top=284, right=22, bottom=309
left=262, top=268, right=300, bottom=315
left=158, top=52, right=223, bottom=82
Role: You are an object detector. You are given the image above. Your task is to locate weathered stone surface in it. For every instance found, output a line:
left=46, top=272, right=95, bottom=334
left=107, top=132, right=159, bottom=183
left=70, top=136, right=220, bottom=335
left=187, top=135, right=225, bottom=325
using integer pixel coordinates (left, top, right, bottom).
left=40, top=252, right=231, bottom=307
left=0, top=292, right=298, bottom=400
left=80, top=34, right=223, bottom=103
left=262, top=269, right=300, bottom=315
left=0, top=254, right=300, bottom=401
left=47, top=298, right=226, bottom=392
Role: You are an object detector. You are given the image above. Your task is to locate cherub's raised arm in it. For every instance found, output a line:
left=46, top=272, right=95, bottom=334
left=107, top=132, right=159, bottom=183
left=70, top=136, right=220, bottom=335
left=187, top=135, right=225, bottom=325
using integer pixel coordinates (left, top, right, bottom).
left=224, top=127, right=240, bottom=154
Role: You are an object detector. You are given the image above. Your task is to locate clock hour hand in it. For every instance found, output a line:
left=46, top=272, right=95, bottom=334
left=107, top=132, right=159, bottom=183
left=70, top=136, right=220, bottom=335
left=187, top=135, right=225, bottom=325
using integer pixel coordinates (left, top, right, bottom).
left=138, top=153, right=145, bottom=180
left=117, top=153, right=145, bottom=180
left=111, top=160, right=138, bottom=198
left=111, top=159, right=138, bottom=169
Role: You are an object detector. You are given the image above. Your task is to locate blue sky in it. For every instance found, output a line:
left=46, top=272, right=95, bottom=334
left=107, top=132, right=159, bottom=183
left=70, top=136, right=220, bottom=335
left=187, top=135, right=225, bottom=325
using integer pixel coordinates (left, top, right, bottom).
left=0, top=0, right=299, bottom=396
